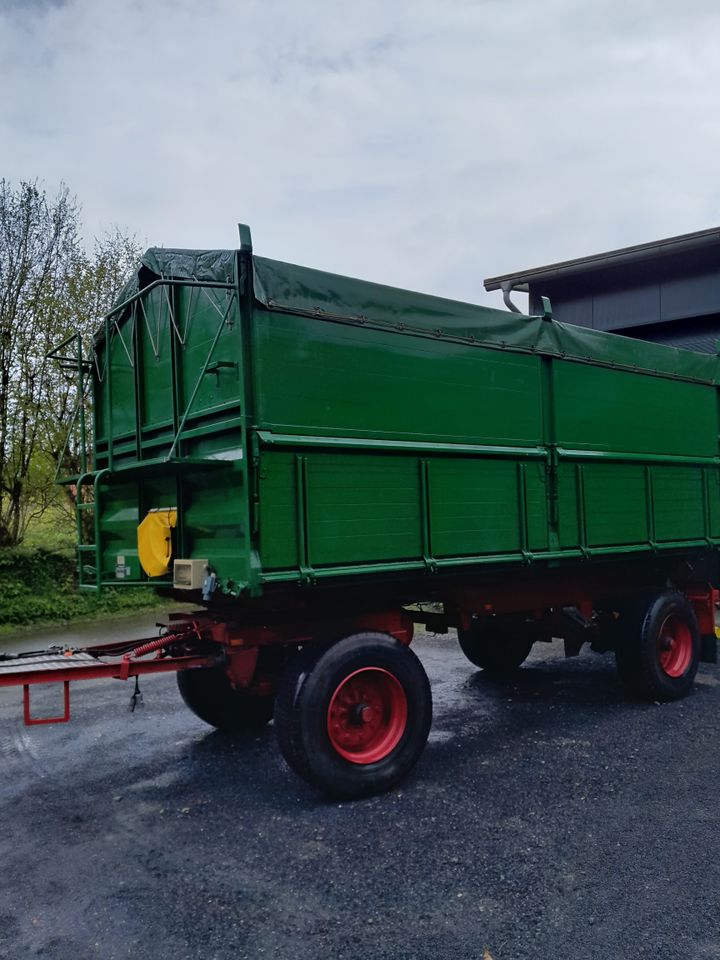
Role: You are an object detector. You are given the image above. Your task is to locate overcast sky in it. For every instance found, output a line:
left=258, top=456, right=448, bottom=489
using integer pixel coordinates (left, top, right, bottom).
left=2, top=0, right=720, bottom=307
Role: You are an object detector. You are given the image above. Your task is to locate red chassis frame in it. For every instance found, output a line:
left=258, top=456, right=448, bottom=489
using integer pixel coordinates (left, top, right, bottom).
left=0, top=619, right=217, bottom=725
left=1, top=588, right=714, bottom=726
left=0, top=610, right=414, bottom=726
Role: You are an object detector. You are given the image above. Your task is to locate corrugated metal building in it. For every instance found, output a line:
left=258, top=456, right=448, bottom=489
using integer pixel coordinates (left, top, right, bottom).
left=484, top=227, right=720, bottom=354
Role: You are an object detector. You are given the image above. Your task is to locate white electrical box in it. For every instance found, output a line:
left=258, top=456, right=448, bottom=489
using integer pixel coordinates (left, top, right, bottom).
left=173, top=559, right=208, bottom=590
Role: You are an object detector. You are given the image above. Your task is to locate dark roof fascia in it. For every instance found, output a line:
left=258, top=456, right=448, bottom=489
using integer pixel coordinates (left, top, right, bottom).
left=484, top=225, right=720, bottom=292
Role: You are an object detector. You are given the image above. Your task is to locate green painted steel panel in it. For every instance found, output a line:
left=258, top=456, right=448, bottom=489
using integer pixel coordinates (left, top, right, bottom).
left=258, top=452, right=298, bottom=570
left=553, top=361, right=717, bottom=457
left=177, top=285, right=241, bottom=418
left=108, top=330, right=136, bottom=440
left=581, top=463, right=648, bottom=548
left=97, top=481, right=140, bottom=580
left=652, top=467, right=705, bottom=542
left=259, top=451, right=423, bottom=569
left=258, top=451, right=552, bottom=571
left=181, top=467, right=248, bottom=588
left=306, top=454, right=421, bottom=566
left=139, top=287, right=174, bottom=432
left=429, top=459, right=522, bottom=557
left=253, top=310, right=544, bottom=447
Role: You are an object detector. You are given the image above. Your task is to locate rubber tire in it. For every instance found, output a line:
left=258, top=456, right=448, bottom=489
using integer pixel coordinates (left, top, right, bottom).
left=274, top=633, right=432, bottom=799
left=615, top=591, right=700, bottom=701
left=177, top=665, right=275, bottom=731
left=457, top=616, right=535, bottom=677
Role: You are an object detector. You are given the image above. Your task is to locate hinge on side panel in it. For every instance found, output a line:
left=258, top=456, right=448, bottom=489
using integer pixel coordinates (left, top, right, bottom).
left=250, top=431, right=261, bottom=469
left=250, top=434, right=261, bottom=538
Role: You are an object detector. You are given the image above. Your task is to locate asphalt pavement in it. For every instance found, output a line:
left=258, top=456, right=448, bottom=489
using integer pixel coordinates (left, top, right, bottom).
left=1, top=616, right=720, bottom=960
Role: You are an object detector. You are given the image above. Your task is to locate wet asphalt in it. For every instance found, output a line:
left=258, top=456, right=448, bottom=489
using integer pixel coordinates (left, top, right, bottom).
left=1, top=616, right=720, bottom=960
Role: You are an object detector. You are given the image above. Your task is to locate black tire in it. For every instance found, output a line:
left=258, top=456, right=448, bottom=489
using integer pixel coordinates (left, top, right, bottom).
left=615, top=591, right=700, bottom=701
left=457, top=615, right=535, bottom=677
left=274, top=632, right=432, bottom=799
left=177, top=665, right=275, bottom=731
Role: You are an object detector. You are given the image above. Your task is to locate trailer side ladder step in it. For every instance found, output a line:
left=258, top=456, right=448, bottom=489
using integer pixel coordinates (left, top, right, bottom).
left=74, top=471, right=106, bottom=591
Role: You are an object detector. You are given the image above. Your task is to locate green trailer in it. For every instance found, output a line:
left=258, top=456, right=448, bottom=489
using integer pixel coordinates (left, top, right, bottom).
left=5, top=224, right=720, bottom=797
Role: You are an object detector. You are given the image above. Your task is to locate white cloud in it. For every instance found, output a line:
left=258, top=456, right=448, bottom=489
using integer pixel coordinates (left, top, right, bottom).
left=2, top=0, right=720, bottom=306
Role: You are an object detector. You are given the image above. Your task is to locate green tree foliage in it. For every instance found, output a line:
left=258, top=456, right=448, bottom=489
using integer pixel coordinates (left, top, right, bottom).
left=0, top=180, right=141, bottom=546
left=0, top=548, right=164, bottom=627
left=51, top=229, right=143, bottom=514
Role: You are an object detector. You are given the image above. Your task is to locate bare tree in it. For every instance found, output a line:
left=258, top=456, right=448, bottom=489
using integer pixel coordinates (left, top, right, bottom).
left=0, top=181, right=81, bottom=545
left=51, top=229, right=143, bottom=481
left=0, top=180, right=141, bottom=545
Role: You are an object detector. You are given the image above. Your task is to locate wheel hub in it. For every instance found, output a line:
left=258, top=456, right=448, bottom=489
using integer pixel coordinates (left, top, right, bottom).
left=327, top=667, right=408, bottom=765
left=347, top=703, right=375, bottom=725
left=657, top=614, right=692, bottom=678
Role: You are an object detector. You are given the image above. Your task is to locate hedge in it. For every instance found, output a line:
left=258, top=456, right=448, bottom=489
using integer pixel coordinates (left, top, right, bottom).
left=0, top=548, right=163, bottom=626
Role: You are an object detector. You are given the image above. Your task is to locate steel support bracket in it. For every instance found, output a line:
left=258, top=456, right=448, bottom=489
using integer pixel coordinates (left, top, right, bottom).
left=23, top=681, right=71, bottom=725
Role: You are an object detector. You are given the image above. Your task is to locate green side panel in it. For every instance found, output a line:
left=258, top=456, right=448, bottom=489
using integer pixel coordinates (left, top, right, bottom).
left=581, top=463, right=648, bottom=547
left=652, top=467, right=705, bottom=542
left=258, top=452, right=298, bottom=570
left=98, top=476, right=177, bottom=582
left=428, top=459, right=521, bottom=557
left=177, top=285, right=241, bottom=419
left=557, top=463, right=580, bottom=549
left=258, top=450, right=551, bottom=571
left=182, top=466, right=248, bottom=587
left=95, top=468, right=248, bottom=588
left=259, top=450, right=423, bottom=570
left=553, top=361, right=718, bottom=457
left=133, top=284, right=243, bottom=456
left=710, top=471, right=720, bottom=538
left=306, top=454, right=421, bottom=565
left=138, top=287, right=174, bottom=433
left=108, top=326, right=136, bottom=440
left=98, top=481, right=140, bottom=580
left=253, top=309, right=543, bottom=446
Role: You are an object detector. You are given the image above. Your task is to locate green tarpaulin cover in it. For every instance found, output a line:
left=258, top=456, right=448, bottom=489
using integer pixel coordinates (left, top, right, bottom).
left=111, top=245, right=720, bottom=385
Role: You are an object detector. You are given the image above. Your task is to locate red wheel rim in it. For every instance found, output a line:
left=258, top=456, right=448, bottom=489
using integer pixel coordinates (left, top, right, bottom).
left=327, top=668, right=408, bottom=765
left=657, top=615, right=692, bottom=677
